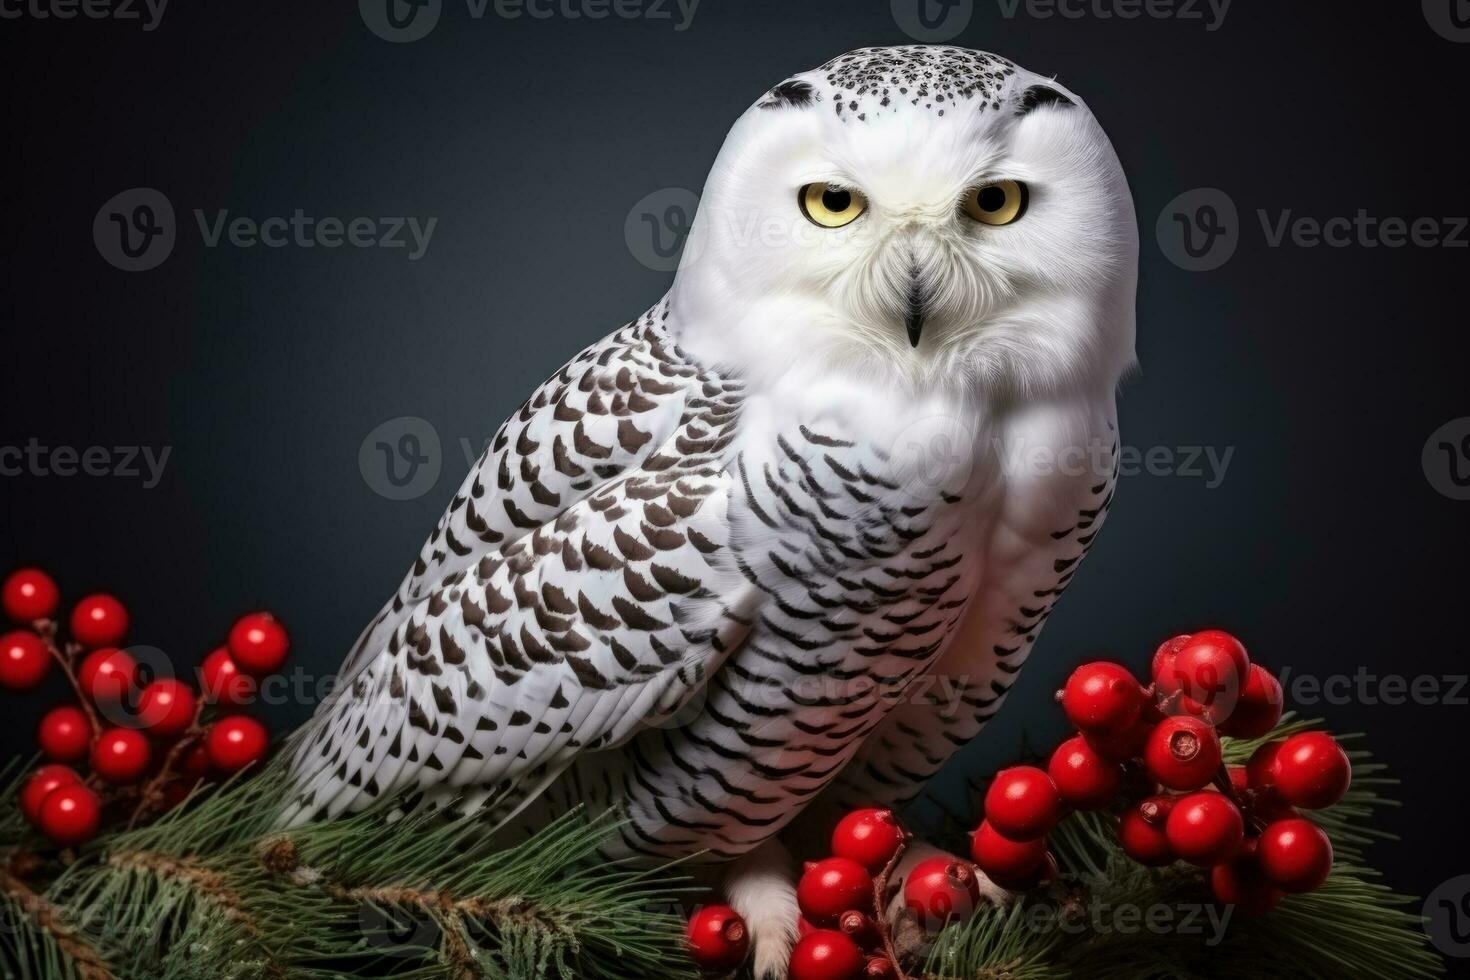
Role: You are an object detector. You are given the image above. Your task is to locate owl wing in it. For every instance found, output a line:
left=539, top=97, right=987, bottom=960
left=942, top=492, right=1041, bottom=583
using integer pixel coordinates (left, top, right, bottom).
left=821, top=402, right=1120, bottom=813
left=281, top=304, right=757, bottom=825
left=334, top=300, right=700, bottom=687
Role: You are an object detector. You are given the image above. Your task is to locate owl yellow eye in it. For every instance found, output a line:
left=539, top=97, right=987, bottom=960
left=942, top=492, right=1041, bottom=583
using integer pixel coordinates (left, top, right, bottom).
left=963, top=180, right=1028, bottom=226
left=800, top=183, right=867, bottom=229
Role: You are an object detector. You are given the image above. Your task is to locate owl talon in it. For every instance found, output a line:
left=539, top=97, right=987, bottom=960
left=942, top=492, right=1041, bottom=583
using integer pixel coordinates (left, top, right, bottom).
left=723, top=837, right=799, bottom=980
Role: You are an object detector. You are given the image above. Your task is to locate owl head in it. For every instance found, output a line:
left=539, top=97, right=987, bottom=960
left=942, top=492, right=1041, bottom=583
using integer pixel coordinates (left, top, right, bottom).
left=670, top=46, right=1138, bottom=404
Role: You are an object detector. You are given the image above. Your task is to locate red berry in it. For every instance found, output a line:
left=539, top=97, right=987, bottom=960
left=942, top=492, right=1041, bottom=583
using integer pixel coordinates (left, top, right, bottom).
left=685, top=904, right=748, bottom=971
left=91, top=728, right=152, bottom=783
left=1246, top=740, right=1282, bottom=787
left=37, top=705, right=92, bottom=762
left=227, top=612, right=290, bottom=675
left=1273, top=732, right=1351, bottom=809
left=0, top=630, right=51, bottom=690
left=78, top=647, right=138, bottom=703
left=1143, top=715, right=1222, bottom=791
left=1048, top=735, right=1123, bottom=809
left=970, top=820, right=1047, bottom=884
left=20, top=764, right=81, bottom=824
left=1083, top=716, right=1152, bottom=762
left=863, top=956, right=897, bottom=978
left=1151, top=633, right=1192, bottom=695
left=37, top=782, right=101, bottom=847
left=903, top=857, right=980, bottom=929
left=3, top=568, right=60, bottom=622
left=200, top=646, right=256, bottom=705
left=1218, top=664, right=1283, bottom=739
left=158, top=779, right=196, bottom=812
left=797, top=915, right=818, bottom=938
left=1060, top=661, right=1145, bottom=734
left=1211, top=844, right=1284, bottom=913
left=206, top=716, right=270, bottom=772
left=831, top=808, right=905, bottom=874
left=1169, top=630, right=1249, bottom=707
left=984, top=766, right=1060, bottom=839
left=1165, top=792, right=1244, bottom=866
left=69, top=594, right=129, bottom=648
left=1258, top=817, right=1333, bottom=892
left=797, top=857, right=873, bottom=926
left=1118, top=796, right=1176, bottom=866
left=183, top=741, right=212, bottom=777
left=789, top=930, right=864, bottom=980
left=837, top=910, right=878, bottom=949
left=1225, top=765, right=1250, bottom=795
left=1010, top=852, right=1060, bottom=891
left=137, top=679, right=198, bottom=736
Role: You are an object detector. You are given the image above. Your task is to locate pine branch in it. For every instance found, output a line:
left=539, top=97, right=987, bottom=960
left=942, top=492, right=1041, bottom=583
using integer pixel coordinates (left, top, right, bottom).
left=28, top=756, right=698, bottom=980
left=2, top=867, right=116, bottom=980
left=1, top=717, right=1443, bottom=979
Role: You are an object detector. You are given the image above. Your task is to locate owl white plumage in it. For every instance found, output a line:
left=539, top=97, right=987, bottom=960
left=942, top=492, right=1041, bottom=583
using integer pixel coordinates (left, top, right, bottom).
left=285, top=45, right=1137, bottom=977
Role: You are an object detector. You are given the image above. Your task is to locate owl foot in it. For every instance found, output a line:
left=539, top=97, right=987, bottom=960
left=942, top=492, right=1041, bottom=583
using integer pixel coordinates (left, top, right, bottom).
left=722, top=836, right=799, bottom=980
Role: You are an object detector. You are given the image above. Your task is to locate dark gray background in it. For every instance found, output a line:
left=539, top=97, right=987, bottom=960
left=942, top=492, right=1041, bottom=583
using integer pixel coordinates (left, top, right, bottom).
left=3, top=0, right=1468, bottom=933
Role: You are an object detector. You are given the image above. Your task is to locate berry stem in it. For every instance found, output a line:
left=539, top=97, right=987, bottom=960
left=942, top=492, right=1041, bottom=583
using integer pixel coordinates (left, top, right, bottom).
left=32, top=620, right=102, bottom=742
left=1210, top=765, right=1236, bottom=800
left=126, top=697, right=208, bottom=830
left=871, top=830, right=913, bottom=980
left=1210, top=762, right=1268, bottom=835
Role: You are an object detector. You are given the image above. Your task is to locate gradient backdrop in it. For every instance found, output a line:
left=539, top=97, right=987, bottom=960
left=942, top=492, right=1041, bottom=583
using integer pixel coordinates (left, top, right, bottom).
left=4, top=0, right=1469, bottom=945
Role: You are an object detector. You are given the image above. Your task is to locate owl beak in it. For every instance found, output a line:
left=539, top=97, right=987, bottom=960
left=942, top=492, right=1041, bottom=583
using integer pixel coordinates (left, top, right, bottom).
left=905, top=308, right=924, bottom=348
left=905, top=276, right=927, bottom=348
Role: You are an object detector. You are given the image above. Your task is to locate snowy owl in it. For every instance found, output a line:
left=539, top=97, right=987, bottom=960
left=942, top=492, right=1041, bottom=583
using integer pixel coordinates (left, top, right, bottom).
left=285, top=44, right=1137, bottom=976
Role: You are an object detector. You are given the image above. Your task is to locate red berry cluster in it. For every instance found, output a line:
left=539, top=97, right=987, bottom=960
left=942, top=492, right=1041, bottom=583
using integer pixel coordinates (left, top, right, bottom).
left=3, top=567, right=286, bottom=847
left=969, top=630, right=1346, bottom=912
left=684, top=808, right=908, bottom=978
left=787, top=809, right=907, bottom=979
